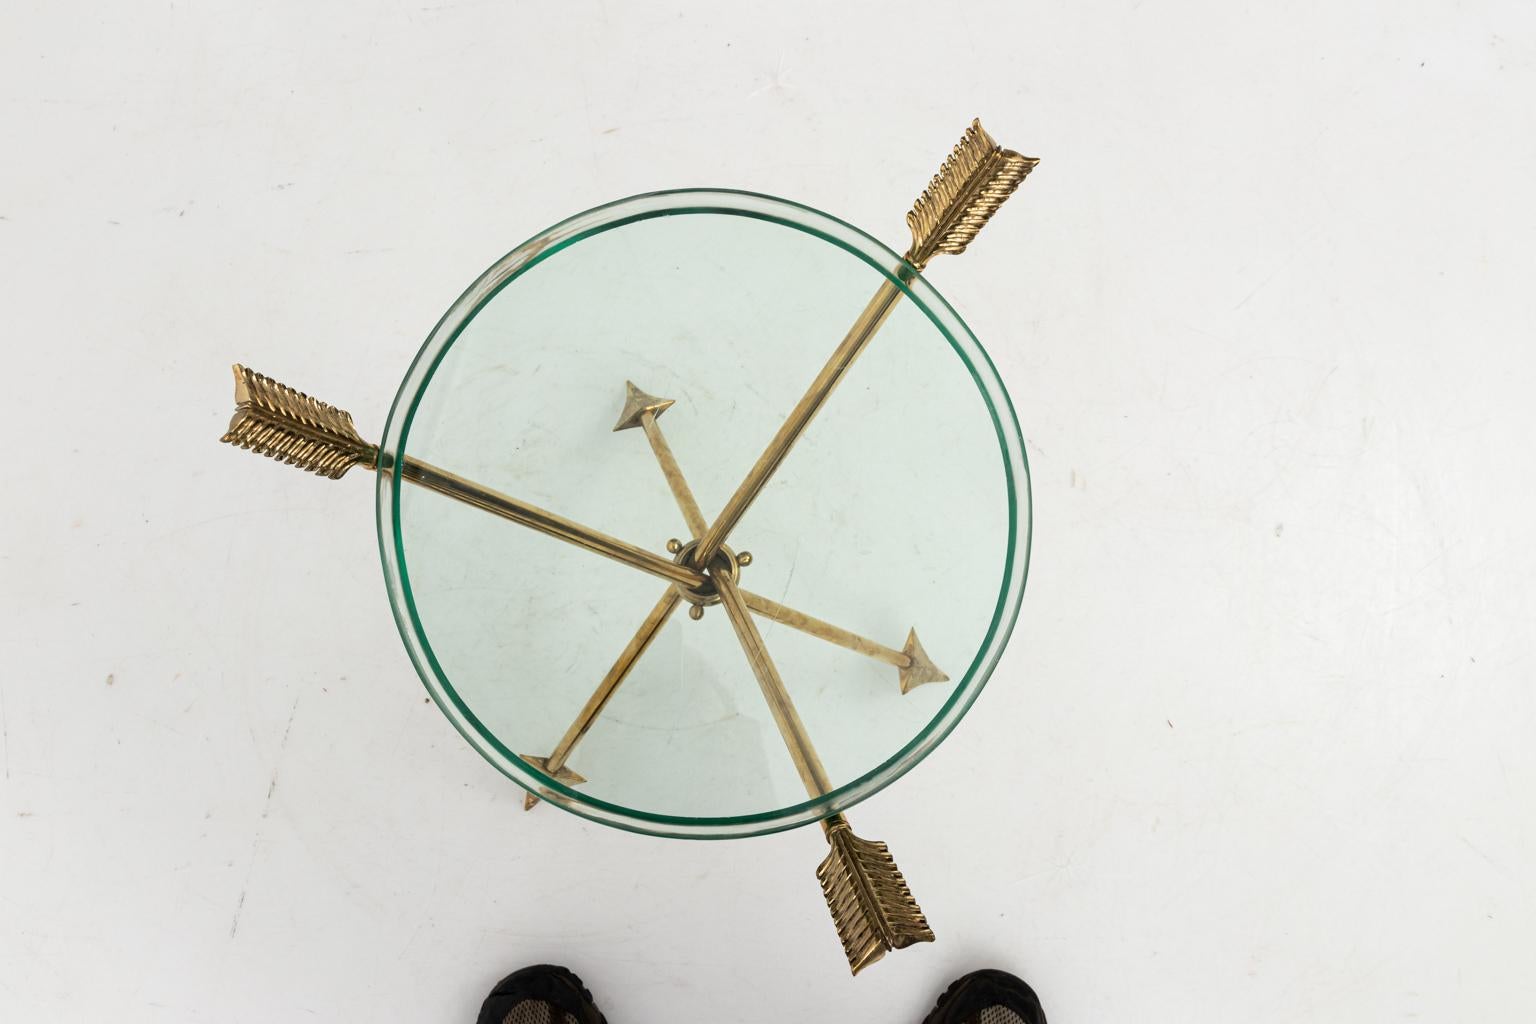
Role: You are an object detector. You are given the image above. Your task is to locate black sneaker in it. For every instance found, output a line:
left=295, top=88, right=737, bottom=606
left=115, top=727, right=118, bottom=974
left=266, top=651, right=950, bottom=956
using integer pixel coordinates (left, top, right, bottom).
left=921, top=969, right=1047, bottom=1024
left=475, top=964, right=607, bottom=1024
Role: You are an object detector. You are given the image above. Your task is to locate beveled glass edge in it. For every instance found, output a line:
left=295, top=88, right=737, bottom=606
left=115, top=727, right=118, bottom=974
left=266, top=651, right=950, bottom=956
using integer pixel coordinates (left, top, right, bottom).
left=376, top=188, right=1031, bottom=839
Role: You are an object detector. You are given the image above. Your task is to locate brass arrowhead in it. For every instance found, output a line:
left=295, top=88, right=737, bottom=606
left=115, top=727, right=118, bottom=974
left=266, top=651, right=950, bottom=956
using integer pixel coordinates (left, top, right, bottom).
left=897, top=629, right=949, bottom=694
left=612, top=380, right=676, bottom=432
left=519, top=755, right=588, bottom=811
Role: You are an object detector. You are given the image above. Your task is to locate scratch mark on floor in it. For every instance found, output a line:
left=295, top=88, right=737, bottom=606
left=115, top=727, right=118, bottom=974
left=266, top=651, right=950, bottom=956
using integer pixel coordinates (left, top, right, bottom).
left=1233, top=267, right=1283, bottom=311
left=229, top=889, right=247, bottom=938
left=261, top=696, right=300, bottom=820
left=232, top=695, right=301, bottom=937
left=279, top=695, right=300, bottom=748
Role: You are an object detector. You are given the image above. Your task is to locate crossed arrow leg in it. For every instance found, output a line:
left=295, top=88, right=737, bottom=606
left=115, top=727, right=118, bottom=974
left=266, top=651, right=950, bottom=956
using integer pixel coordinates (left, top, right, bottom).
left=521, top=380, right=950, bottom=810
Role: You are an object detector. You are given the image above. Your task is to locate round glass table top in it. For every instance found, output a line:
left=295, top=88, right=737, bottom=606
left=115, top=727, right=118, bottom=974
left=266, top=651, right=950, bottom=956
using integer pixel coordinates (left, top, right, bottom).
left=377, top=190, right=1030, bottom=838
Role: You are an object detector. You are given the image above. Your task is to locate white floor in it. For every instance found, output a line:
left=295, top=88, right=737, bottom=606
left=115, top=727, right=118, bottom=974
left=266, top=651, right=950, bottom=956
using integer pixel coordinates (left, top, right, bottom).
left=3, top=2, right=1534, bottom=1021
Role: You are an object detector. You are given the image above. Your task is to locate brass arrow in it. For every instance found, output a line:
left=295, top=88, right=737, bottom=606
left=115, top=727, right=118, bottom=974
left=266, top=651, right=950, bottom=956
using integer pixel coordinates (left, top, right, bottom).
left=690, top=119, right=1036, bottom=569
left=714, top=573, right=934, bottom=974
left=220, top=364, right=706, bottom=591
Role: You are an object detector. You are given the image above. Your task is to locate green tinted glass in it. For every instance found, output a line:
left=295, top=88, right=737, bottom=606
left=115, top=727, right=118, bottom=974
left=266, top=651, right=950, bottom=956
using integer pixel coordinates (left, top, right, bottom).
left=377, top=190, right=1029, bottom=838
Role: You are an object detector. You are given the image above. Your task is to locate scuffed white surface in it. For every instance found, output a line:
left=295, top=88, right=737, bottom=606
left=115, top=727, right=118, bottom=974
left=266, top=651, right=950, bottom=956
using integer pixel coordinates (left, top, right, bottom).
left=2, top=1, right=1533, bottom=1021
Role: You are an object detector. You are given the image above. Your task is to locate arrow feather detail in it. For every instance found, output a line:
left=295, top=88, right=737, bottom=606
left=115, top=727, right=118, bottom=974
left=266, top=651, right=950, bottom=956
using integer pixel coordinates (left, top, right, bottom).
left=816, top=819, right=935, bottom=974
left=905, top=118, right=1038, bottom=268
left=220, top=364, right=377, bottom=479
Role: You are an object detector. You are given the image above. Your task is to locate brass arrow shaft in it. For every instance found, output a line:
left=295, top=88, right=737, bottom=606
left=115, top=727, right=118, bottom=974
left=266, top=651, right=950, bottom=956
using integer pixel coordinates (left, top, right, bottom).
left=524, top=587, right=682, bottom=810
left=639, top=410, right=708, bottom=538
left=739, top=590, right=910, bottom=670
left=691, top=275, right=908, bottom=568
left=395, top=457, right=705, bottom=590
left=714, top=574, right=833, bottom=798
left=543, top=588, right=681, bottom=774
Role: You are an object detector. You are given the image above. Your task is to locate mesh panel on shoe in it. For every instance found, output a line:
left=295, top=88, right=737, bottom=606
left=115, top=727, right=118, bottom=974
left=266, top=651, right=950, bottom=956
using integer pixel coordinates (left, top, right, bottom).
left=502, top=998, right=580, bottom=1024
left=976, top=1007, right=1029, bottom=1024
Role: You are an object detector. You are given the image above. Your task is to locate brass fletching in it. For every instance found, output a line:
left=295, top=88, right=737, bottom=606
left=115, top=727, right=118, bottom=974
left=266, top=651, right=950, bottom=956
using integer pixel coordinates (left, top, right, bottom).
left=905, top=118, right=1038, bottom=269
left=220, top=364, right=377, bottom=479
left=816, top=816, right=936, bottom=974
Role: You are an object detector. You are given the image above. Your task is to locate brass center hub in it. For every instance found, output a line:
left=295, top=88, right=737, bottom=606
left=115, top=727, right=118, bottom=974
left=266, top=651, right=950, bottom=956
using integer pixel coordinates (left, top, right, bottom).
left=670, top=539, right=746, bottom=618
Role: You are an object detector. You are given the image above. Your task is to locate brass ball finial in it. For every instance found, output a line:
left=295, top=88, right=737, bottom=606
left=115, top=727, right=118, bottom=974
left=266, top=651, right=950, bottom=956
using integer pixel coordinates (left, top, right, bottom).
left=666, top=538, right=683, bottom=554
left=688, top=604, right=705, bottom=620
left=737, top=551, right=753, bottom=567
